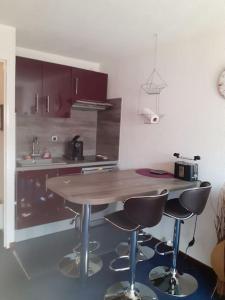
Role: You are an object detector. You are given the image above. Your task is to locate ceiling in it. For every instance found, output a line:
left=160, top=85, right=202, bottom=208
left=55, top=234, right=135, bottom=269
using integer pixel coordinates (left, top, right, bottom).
left=0, top=0, right=225, bottom=62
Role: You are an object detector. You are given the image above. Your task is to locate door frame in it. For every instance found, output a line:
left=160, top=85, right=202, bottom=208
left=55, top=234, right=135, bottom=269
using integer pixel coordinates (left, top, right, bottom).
left=0, top=59, right=6, bottom=240
left=0, top=60, right=5, bottom=230
left=0, top=58, right=16, bottom=248
left=0, top=61, right=4, bottom=232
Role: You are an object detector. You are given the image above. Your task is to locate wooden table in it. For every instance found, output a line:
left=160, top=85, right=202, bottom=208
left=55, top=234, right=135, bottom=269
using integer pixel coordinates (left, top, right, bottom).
left=47, top=169, right=197, bottom=283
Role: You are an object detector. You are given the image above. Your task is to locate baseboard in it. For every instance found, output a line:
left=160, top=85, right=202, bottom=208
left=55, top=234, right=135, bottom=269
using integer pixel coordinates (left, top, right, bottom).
left=0, top=202, right=3, bottom=229
left=150, top=237, right=215, bottom=275
left=14, top=204, right=114, bottom=242
left=15, top=216, right=106, bottom=242
left=15, top=218, right=75, bottom=242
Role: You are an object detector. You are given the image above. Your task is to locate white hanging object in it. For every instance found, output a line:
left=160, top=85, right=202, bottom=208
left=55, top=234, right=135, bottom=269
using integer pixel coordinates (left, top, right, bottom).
left=141, top=68, right=167, bottom=95
left=138, top=34, right=167, bottom=124
left=140, top=107, right=159, bottom=124
left=141, top=34, right=167, bottom=95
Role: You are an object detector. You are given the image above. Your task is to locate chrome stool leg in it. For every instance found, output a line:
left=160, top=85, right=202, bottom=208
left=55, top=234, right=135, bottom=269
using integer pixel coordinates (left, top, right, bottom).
left=110, top=230, right=155, bottom=272
left=115, top=242, right=155, bottom=262
left=58, top=251, right=103, bottom=278
left=58, top=209, right=103, bottom=278
left=105, top=231, right=158, bottom=300
left=73, top=239, right=100, bottom=253
left=149, top=219, right=198, bottom=297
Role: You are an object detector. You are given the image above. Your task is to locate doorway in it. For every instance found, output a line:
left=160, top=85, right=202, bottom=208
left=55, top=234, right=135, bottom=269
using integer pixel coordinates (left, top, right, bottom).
left=0, top=62, right=4, bottom=232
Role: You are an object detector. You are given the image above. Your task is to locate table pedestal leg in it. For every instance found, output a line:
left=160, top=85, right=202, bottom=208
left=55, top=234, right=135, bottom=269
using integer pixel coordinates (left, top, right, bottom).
left=80, top=204, right=90, bottom=284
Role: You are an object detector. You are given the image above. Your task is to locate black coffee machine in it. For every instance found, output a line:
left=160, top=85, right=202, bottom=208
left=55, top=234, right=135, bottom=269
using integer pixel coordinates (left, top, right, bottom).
left=65, top=135, right=84, bottom=161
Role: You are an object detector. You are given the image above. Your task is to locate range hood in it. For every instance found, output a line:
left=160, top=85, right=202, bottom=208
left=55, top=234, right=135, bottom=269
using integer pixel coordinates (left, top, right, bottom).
left=71, top=100, right=112, bottom=111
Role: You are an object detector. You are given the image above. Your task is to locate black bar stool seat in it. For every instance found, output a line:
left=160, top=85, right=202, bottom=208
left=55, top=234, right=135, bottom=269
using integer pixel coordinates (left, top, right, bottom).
left=109, top=190, right=168, bottom=270
left=149, top=182, right=211, bottom=297
left=104, top=190, right=168, bottom=300
left=106, top=213, right=156, bottom=273
left=164, top=199, right=193, bottom=219
left=106, top=210, right=141, bottom=232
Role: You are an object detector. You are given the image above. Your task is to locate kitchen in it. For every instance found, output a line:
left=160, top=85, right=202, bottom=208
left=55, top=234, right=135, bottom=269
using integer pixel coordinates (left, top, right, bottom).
left=15, top=55, right=121, bottom=234
left=0, top=1, right=224, bottom=300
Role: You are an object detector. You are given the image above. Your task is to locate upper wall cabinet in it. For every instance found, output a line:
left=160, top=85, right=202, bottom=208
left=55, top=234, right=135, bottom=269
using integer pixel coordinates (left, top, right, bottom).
left=72, top=68, right=108, bottom=102
left=16, top=57, right=43, bottom=116
left=16, top=57, right=72, bottom=118
left=16, top=56, right=108, bottom=117
left=42, top=62, right=72, bottom=118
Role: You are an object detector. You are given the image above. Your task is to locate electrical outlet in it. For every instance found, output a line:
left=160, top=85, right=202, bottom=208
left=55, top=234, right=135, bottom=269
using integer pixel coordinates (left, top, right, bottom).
left=51, top=136, right=58, bottom=142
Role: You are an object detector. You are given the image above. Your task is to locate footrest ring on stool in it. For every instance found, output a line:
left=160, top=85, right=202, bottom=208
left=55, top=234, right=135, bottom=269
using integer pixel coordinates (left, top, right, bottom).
left=73, top=240, right=100, bottom=254
left=155, top=241, right=174, bottom=256
left=138, top=231, right=153, bottom=244
left=115, top=242, right=154, bottom=261
left=109, top=255, right=130, bottom=272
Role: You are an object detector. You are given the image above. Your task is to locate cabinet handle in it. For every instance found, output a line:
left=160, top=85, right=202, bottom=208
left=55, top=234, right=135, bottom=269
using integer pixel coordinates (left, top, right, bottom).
left=35, top=93, right=39, bottom=113
left=75, top=78, right=79, bottom=95
left=45, top=174, right=48, bottom=192
left=46, top=96, right=50, bottom=113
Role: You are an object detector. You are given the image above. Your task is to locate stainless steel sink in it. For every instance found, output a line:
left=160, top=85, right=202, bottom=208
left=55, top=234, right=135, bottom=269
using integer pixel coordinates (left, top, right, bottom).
left=17, top=157, right=67, bottom=167
left=17, top=158, right=53, bottom=167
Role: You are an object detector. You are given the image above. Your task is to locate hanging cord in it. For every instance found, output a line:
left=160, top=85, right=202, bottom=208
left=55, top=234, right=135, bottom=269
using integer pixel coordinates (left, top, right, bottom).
left=185, top=215, right=198, bottom=254
left=156, top=93, right=159, bottom=115
left=180, top=215, right=198, bottom=273
left=153, top=33, right=158, bottom=70
left=137, top=86, right=143, bottom=115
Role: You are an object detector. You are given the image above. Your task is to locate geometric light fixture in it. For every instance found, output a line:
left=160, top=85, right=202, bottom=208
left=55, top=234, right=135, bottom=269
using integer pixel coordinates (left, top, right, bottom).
left=141, top=33, right=167, bottom=96
left=141, top=68, right=167, bottom=95
left=138, top=34, right=167, bottom=124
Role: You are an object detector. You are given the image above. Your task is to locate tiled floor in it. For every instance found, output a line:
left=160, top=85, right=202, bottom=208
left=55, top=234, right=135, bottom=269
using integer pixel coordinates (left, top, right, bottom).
left=0, top=224, right=216, bottom=300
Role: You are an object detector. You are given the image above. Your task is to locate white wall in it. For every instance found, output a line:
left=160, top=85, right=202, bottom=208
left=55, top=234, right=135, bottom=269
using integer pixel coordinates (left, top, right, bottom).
left=102, top=32, right=225, bottom=266
left=0, top=24, right=16, bottom=247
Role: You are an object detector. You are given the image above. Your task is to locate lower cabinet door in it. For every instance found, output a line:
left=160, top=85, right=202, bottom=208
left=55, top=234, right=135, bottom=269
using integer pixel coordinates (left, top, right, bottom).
left=58, top=167, right=82, bottom=176
left=16, top=168, right=81, bottom=229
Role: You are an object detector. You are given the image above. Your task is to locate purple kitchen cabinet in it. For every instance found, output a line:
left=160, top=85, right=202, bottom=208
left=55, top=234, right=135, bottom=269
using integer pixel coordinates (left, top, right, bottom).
left=16, top=57, right=42, bottom=116
left=16, top=57, right=72, bottom=118
left=16, top=57, right=108, bottom=116
left=72, top=67, right=108, bottom=102
left=42, top=62, right=72, bottom=118
left=58, top=167, right=82, bottom=176
left=16, top=168, right=81, bottom=229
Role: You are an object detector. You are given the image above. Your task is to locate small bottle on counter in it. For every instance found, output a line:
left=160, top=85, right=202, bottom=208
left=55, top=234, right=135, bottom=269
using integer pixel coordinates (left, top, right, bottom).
left=42, top=148, right=52, bottom=159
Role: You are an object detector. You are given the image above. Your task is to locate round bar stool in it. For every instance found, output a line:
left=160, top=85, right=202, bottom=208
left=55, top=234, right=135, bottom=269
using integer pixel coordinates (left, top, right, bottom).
left=149, top=182, right=211, bottom=297
left=111, top=192, right=159, bottom=271
left=113, top=228, right=154, bottom=265
left=110, top=231, right=154, bottom=272
left=58, top=201, right=108, bottom=278
left=104, top=190, right=168, bottom=300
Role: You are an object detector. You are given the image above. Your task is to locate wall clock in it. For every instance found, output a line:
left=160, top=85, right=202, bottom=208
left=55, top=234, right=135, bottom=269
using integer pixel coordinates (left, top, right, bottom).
left=218, top=70, right=225, bottom=98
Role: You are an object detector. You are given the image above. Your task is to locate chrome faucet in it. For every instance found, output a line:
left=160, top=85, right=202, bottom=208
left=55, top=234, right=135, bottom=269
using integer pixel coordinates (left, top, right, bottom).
left=31, top=136, right=40, bottom=160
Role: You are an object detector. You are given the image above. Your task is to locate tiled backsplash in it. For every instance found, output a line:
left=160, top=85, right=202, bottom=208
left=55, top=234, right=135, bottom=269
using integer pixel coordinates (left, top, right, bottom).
left=96, top=98, right=121, bottom=160
left=16, top=110, right=97, bottom=159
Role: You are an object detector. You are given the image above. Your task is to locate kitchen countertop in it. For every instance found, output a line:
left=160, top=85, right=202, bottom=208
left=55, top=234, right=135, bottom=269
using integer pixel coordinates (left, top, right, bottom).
left=16, top=156, right=118, bottom=171
left=47, top=169, right=198, bottom=205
